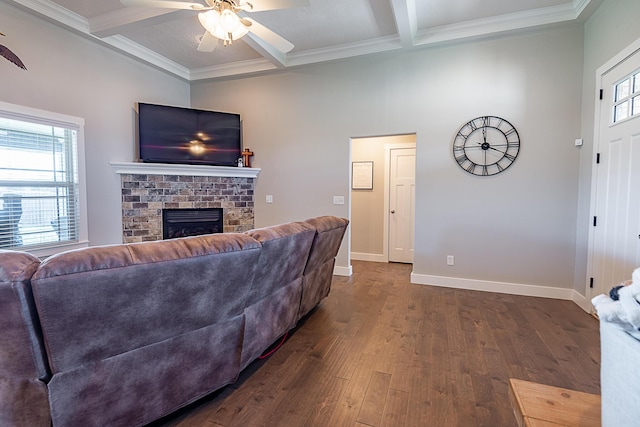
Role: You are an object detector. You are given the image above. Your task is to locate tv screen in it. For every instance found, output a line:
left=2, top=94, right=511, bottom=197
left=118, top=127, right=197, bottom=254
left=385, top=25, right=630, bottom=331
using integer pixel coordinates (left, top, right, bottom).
left=138, top=103, right=241, bottom=166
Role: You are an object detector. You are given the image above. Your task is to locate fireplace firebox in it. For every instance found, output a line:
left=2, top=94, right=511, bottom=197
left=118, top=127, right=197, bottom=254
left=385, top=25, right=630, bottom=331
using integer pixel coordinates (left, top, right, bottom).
left=162, top=208, right=223, bottom=240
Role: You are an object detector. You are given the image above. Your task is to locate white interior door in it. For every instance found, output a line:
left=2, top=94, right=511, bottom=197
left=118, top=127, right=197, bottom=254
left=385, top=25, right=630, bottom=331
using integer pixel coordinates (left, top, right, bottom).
left=389, top=148, right=415, bottom=263
left=590, top=46, right=640, bottom=302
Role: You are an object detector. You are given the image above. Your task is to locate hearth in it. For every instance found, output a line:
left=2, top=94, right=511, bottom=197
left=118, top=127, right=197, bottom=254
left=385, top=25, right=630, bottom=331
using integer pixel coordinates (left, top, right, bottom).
left=162, top=208, right=223, bottom=240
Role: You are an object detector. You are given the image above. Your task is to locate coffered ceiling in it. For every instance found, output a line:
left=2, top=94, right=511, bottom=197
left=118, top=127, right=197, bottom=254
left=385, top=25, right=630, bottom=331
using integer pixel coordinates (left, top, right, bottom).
left=6, top=0, right=600, bottom=81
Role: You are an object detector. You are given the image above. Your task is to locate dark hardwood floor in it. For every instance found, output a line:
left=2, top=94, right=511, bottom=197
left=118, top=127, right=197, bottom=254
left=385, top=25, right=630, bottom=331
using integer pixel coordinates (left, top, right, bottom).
left=154, top=261, right=601, bottom=427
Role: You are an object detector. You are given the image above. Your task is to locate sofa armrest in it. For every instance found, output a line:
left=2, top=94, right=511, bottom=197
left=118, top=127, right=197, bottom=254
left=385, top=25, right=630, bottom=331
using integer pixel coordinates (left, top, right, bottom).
left=601, top=320, right=640, bottom=427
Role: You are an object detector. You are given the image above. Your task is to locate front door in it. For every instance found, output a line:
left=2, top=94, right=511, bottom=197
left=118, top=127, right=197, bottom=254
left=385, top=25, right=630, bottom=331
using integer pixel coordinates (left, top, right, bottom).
left=590, top=45, right=640, bottom=303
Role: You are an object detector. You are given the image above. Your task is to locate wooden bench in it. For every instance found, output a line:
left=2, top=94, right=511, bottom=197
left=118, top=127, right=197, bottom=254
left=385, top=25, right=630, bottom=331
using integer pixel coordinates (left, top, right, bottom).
left=509, top=379, right=601, bottom=426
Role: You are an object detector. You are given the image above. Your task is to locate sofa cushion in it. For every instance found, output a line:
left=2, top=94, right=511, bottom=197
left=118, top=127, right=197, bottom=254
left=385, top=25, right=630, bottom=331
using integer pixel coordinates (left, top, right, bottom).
left=241, top=221, right=315, bottom=368
left=0, top=250, right=51, bottom=427
left=298, top=216, right=348, bottom=318
left=302, top=216, right=348, bottom=275
left=31, top=233, right=261, bottom=373
left=0, top=250, right=48, bottom=379
left=244, top=221, right=315, bottom=304
left=47, top=315, right=245, bottom=427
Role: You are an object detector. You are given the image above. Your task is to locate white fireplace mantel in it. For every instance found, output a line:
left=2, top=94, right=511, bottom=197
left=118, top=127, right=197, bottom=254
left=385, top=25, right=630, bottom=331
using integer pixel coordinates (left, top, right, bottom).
left=110, top=161, right=260, bottom=178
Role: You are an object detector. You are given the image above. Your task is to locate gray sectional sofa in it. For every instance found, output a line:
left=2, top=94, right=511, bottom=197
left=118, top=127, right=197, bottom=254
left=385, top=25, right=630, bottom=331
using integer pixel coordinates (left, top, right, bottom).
left=0, top=215, right=348, bottom=427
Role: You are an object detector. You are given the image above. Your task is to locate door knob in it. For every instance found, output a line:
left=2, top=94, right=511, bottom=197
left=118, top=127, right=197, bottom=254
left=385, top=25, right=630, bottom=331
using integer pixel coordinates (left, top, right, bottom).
left=391, top=210, right=396, bottom=214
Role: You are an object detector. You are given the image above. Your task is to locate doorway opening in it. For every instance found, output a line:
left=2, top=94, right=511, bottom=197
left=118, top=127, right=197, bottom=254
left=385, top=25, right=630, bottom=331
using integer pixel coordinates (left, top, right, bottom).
left=350, top=134, right=416, bottom=264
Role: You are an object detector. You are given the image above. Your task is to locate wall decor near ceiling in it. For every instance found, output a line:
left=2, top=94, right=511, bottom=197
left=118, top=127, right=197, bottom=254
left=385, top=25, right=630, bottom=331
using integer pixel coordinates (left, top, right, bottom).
left=0, top=32, right=26, bottom=70
left=453, top=116, right=520, bottom=176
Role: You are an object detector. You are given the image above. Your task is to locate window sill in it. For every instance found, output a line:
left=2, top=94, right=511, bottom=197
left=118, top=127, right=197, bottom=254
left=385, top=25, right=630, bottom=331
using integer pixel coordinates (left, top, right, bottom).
left=22, top=240, right=90, bottom=259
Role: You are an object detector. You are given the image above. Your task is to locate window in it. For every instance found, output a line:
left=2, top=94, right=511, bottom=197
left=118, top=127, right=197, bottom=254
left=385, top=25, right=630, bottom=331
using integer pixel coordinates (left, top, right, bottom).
left=612, top=69, right=640, bottom=123
left=0, top=101, right=88, bottom=256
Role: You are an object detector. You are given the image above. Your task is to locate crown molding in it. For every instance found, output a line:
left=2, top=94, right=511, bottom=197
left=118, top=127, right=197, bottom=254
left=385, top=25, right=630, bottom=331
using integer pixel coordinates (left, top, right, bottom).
left=104, top=35, right=191, bottom=80
left=189, top=35, right=402, bottom=81
left=414, top=3, right=578, bottom=47
left=9, top=0, right=596, bottom=82
left=189, top=57, right=279, bottom=80
left=287, top=35, right=402, bottom=68
left=9, top=0, right=191, bottom=80
left=10, top=0, right=87, bottom=31
left=89, top=7, right=180, bottom=38
left=573, top=0, right=592, bottom=16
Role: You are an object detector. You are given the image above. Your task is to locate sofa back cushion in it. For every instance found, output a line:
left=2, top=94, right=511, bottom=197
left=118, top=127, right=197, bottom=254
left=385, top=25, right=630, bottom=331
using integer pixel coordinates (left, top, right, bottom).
left=298, top=216, right=349, bottom=318
left=240, top=221, right=315, bottom=368
left=31, top=233, right=261, bottom=373
left=0, top=251, right=48, bottom=380
left=302, top=216, right=349, bottom=275
left=0, top=250, right=51, bottom=427
left=244, top=221, right=315, bottom=304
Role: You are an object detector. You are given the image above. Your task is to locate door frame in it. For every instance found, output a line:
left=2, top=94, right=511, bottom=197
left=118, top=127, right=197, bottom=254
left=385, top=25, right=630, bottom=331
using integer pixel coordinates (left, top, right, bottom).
left=586, top=35, right=640, bottom=308
left=383, top=142, right=417, bottom=262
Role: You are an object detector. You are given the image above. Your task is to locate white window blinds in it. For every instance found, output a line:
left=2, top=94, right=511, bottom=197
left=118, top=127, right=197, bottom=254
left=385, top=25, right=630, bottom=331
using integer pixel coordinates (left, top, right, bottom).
left=0, top=107, right=82, bottom=251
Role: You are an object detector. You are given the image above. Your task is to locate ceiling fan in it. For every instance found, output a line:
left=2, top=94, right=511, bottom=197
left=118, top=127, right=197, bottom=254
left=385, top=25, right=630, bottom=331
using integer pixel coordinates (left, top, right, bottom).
left=120, top=0, right=308, bottom=53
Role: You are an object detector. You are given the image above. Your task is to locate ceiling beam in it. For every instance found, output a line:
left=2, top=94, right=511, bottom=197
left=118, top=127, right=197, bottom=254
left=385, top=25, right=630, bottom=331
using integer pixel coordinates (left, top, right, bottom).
left=389, top=0, right=417, bottom=48
left=89, top=8, right=192, bottom=38
left=413, top=2, right=579, bottom=47
left=243, top=33, right=288, bottom=68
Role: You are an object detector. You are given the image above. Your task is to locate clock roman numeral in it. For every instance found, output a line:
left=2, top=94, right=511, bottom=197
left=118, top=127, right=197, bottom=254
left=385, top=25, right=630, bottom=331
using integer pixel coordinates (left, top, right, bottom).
left=465, top=162, right=476, bottom=173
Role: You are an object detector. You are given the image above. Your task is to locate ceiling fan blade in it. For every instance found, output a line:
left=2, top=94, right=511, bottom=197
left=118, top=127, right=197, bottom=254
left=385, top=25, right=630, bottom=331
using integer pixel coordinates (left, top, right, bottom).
left=120, top=0, right=207, bottom=10
left=244, top=17, right=293, bottom=53
left=197, top=31, right=218, bottom=52
left=242, top=0, right=309, bottom=12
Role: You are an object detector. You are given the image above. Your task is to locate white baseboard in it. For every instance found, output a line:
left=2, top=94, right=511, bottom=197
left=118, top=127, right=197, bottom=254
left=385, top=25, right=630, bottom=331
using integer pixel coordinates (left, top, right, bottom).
left=350, top=252, right=387, bottom=263
left=571, top=289, right=592, bottom=312
left=410, top=273, right=575, bottom=301
left=334, top=264, right=353, bottom=276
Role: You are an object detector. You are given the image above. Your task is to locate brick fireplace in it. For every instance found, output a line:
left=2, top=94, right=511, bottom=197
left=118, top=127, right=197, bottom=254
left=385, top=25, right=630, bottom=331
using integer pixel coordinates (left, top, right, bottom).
left=111, top=162, right=260, bottom=244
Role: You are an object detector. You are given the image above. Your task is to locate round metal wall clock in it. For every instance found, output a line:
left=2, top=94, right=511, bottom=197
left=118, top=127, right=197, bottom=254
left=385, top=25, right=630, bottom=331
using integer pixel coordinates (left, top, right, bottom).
left=452, top=116, right=520, bottom=176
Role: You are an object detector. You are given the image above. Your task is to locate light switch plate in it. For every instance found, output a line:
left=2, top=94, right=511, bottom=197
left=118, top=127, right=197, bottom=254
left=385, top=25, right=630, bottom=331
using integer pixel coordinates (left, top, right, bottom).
left=266, top=195, right=273, bottom=203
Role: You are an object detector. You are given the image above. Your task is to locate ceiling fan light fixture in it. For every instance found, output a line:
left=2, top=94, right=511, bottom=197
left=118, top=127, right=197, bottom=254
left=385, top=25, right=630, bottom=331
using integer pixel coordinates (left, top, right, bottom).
left=220, top=9, right=240, bottom=33
left=198, top=10, right=248, bottom=46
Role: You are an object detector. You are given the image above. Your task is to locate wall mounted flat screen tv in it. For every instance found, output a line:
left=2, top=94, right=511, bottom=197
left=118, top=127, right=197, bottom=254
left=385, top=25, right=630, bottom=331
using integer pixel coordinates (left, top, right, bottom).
left=138, top=103, right=241, bottom=166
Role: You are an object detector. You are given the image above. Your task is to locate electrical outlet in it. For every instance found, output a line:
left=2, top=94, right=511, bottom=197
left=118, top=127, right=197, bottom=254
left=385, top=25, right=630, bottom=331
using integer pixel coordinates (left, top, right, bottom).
left=447, top=255, right=454, bottom=266
left=266, top=195, right=273, bottom=203
left=333, top=196, right=345, bottom=205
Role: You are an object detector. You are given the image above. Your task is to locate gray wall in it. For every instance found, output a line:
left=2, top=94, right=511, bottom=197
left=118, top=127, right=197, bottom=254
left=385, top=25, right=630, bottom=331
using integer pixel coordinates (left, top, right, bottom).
left=191, top=25, right=585, bottom=289
left=0, top=2, right=190, bottom=247
left=3, top=0, right=639, bottom=297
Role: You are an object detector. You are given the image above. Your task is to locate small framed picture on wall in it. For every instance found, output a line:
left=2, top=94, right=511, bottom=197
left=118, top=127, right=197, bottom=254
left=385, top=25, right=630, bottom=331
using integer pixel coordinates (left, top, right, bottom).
left=352, top=161, right=373, bottom=190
